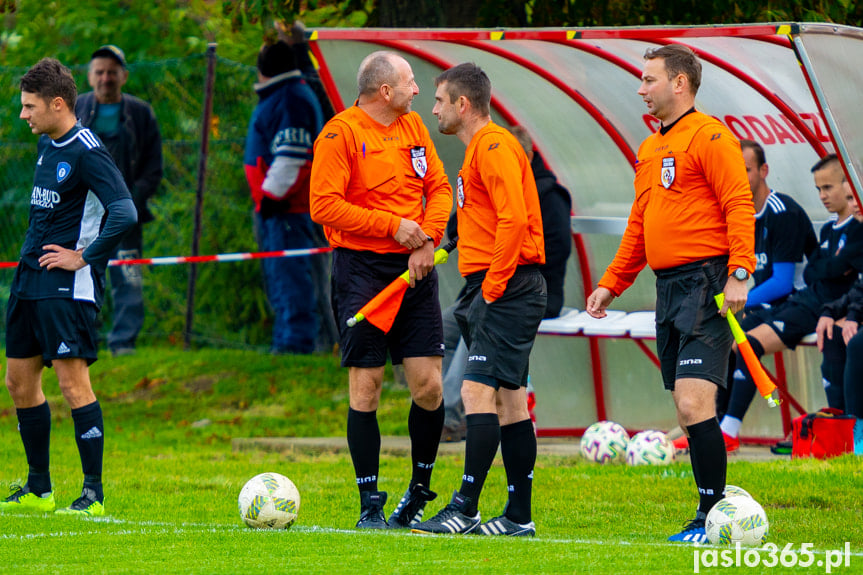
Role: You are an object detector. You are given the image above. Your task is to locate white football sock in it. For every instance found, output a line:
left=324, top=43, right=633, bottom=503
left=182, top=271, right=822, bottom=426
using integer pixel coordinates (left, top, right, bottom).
left=719, top=415, right=741, bottom=438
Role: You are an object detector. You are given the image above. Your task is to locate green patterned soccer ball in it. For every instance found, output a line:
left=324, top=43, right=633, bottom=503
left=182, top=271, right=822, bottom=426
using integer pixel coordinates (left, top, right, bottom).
left=723, top=484, right=752, bottom=499
left=238, top=472, right=301, bottom=529
left=706, top=495, right=769, bottom=546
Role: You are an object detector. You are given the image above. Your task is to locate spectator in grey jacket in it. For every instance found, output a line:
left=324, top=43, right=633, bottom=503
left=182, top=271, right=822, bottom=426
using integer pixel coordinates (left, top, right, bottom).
left=76, top=45, right=163, bottom=356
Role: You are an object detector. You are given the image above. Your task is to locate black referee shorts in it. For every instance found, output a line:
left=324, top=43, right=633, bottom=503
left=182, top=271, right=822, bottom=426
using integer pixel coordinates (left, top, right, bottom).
left=454, top=266, right=547, bottom=390
left=331, top=248, right=444, bottom=368
left=655, top=257, right=733, bottom=390
left=6, top=294, right=99, bottom=366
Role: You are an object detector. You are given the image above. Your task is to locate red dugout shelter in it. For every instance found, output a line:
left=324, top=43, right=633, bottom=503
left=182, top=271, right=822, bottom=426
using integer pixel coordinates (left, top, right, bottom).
left=308, top=23, right=863, bottom=441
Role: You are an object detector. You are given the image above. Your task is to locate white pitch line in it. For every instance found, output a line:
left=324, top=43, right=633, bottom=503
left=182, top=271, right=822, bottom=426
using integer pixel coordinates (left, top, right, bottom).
left=1, top=516, right=861, bottom=558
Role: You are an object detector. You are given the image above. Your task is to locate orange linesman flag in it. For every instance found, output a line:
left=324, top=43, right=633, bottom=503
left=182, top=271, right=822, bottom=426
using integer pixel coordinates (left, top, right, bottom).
left=714, top=293, right=780, bottom=408
left=347, top=238, right=458, bottom=333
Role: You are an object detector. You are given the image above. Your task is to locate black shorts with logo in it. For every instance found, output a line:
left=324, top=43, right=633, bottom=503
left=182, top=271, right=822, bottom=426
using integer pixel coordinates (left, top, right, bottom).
left=453, top=266, right=547, bottom=390
left=332, top=248, right=444, bottom=368
left=5, top=294, right=99, bottom=366
left=655, top=257, right=733, bottom=390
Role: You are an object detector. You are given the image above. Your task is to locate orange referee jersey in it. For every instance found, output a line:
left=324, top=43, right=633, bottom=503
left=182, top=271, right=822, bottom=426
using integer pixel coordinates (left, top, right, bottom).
left=457, top=122, right=545, bottom=302
left=309, top=105, right=452, bottom=254
left=599, top=111, right=755, bottom=297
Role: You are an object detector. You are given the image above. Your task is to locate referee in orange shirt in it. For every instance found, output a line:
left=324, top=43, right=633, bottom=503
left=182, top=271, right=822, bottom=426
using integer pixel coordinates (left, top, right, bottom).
left=586, top=45, right=755, bottom=544
left=413, top=63, right=546, bottom=537
left=310, top=51, right=452, bottom=530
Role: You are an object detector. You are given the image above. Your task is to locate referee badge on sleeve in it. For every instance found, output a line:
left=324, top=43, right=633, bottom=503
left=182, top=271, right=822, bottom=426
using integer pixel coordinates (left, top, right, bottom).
left=457, top=175, right=465, bottom=208
left=661, top=157, right=675, bottom=189
left=411, top=146, right=427, bottom=178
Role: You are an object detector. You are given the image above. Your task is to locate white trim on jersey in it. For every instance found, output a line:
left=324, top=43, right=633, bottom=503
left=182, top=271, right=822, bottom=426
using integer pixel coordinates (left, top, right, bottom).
left=52, top=128, right=100, bottom=150
left=765, top=191, right=787, bottom=214
left=73, top=191, right=105, bottom=302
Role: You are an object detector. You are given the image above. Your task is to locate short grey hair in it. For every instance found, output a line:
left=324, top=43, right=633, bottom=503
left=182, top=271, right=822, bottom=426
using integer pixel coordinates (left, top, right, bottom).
left=357, top=51, right=399, bottom=96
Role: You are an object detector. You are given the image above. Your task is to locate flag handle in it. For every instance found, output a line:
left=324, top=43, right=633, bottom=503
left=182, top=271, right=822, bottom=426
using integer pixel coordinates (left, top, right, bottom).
left=346, top=237, right=458, bottom=328
left=715, top=293, right=780, bottom=408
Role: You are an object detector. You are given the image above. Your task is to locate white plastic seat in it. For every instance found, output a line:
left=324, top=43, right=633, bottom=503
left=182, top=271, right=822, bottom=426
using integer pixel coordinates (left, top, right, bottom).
left=625, top=311, right=657, bottom=339
left=537, top=308, right=583, bottom=335
left=580, top=310, right=630, bottom=336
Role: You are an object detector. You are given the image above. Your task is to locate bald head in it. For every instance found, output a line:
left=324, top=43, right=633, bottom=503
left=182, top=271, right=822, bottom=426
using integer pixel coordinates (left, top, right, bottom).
left=357, top=51, right=401, bottom=97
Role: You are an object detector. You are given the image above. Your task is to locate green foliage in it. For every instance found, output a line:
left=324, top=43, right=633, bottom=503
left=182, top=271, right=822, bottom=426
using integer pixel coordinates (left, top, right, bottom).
left=0, top=0, right=264, bottom=66
left=0, top=54, right=277, bottom=348
left=0, top=349, right=860, bottom=574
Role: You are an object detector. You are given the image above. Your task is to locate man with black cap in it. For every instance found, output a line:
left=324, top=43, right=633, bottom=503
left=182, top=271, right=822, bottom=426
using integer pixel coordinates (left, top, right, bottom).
left=244, top=41, right=324, bottom=354
left=76, top=45, right=163, bottom=357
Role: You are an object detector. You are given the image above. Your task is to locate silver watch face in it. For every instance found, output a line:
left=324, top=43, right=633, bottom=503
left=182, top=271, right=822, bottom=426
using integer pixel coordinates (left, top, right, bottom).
left=734, top=268, right=748, bottom=281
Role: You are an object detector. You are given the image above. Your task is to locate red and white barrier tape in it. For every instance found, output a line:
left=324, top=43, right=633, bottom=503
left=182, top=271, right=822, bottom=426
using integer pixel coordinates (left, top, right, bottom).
left=0, top=247, right=333, bottom=269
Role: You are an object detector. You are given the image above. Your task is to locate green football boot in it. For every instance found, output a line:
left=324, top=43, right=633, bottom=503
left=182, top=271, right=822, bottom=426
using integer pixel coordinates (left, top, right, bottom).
left=0, top=483, right=56, bottom=513
left=56, top=486, right=105, bottom=517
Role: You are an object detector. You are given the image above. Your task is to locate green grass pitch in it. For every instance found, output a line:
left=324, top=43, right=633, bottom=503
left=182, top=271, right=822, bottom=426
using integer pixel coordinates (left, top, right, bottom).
left=0, top=348, right=860, bottom=574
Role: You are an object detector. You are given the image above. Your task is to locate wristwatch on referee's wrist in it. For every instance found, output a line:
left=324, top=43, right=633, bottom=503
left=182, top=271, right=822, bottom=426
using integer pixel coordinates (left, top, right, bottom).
left=732, top=267, right=750, bottom=281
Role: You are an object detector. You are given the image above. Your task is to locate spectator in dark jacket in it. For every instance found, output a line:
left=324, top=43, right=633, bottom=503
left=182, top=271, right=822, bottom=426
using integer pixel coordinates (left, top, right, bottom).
left=508, top=126, right=573, bottom=318
left=76, top=45, right=163, bottom=356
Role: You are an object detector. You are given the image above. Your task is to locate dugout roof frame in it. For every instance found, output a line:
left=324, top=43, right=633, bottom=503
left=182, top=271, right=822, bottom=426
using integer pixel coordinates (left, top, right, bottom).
left=307, top=23, right=863, bottom=434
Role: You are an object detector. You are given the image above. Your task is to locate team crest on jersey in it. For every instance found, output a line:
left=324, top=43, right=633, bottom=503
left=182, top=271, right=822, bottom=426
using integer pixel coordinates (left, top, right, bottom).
left=661, top=157, right=675, bottom=189
left=37, top=155, right=43, bottom=166
left=457, top=175, right=465, bottom=208
left=411, top=146, right=427, bottom=178
left=57, top=162, right=71, bottom=183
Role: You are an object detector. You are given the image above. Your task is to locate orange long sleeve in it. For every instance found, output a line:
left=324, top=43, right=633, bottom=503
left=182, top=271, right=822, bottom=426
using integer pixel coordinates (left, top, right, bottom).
left=600, top=111, right=754, bottom=296
left=310, top=106, right=452, bottom=253
left=457, top=123, right=545, bottom=302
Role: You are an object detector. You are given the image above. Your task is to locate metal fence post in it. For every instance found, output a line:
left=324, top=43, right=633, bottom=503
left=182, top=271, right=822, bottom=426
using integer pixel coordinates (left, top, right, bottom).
left=185, top=43, right=217, bottom=350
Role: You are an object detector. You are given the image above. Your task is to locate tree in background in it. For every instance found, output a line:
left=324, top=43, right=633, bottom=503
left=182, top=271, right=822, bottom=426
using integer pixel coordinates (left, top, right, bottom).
left=221, top=0, right=862, bottom=29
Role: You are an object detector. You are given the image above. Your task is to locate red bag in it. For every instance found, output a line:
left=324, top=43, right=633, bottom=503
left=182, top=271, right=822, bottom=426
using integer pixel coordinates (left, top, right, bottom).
left=792, top=407, right=857, bottom=459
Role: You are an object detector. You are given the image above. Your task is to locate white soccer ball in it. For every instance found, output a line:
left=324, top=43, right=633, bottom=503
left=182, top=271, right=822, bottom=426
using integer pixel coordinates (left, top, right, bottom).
left=706, top=495, right=769, bottom=546
left=579, top=420, right=630, bottom=463
left=238, top=472, right=301, bottom=529
left=625, top=430, right=675, bottom=466
left=723, top=484, right=752, bottom=499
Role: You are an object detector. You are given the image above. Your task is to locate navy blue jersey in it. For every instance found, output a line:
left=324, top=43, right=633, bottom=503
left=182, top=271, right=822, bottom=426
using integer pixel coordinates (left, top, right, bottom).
left=12, top=125, right=132, bottom=306
left=804, top=215, right=863, bottom=304
left=753, top=191, right=817, bottom=293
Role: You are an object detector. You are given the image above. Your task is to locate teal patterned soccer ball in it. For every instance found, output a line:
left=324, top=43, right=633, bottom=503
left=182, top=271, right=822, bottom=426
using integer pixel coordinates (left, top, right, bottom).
left=706, top=495, right=769, bottom=546
left=723, top=484, right=752, bottom=499
left=238, top=472, right=300, bottom=529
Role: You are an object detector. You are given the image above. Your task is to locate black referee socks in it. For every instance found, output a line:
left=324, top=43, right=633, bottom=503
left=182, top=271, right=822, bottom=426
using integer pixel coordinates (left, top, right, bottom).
left=500, top=419, right=536, bottom=524
left=408, top=401, right=444, bottom=489
left=459, top=412, right=500, bottom=514
left=687, top=417, right=726, bottom=515
left=347, top=408, right=380, bottom=493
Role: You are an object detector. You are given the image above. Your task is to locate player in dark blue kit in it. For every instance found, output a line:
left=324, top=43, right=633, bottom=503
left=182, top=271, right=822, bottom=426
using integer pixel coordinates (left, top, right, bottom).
left=724, top=154, right=863, bottom=446
left=0, top=58, right=137, bottom=516
left=715, top=140, right=817, bottom=450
